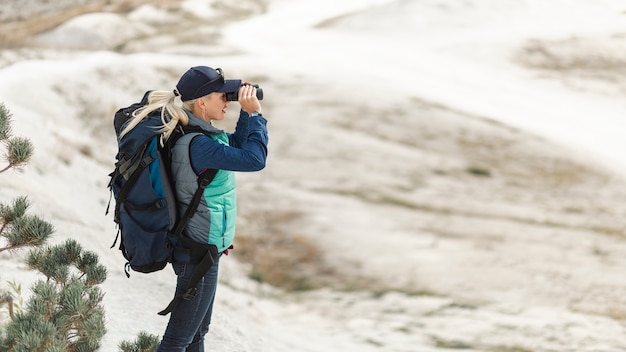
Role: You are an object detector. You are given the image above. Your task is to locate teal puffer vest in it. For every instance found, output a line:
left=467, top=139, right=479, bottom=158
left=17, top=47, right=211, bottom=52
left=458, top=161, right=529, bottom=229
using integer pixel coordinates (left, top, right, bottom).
left=170, top=132, right=237, bottom=253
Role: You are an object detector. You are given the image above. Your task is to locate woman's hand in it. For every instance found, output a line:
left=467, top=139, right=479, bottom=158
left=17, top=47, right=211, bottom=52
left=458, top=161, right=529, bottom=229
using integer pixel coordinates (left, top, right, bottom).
left=238, top=81, right=262, bottom=114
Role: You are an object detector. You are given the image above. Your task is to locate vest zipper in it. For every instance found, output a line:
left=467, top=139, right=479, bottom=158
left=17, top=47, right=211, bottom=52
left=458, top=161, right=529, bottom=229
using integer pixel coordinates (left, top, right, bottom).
left=222, top=211, right=227, bottom=248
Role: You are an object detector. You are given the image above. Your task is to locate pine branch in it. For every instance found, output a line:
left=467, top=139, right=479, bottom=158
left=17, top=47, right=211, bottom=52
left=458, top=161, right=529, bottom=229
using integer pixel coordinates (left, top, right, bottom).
left=0, top=103, right=12, bottom=141
left=2, top=136, right=33, bottom=172
left=0, top=196, right=30, bottom=228
left=119, top=331, right=160, bottom=352
left=0, top=104, right=32, bottom=173
left=1, top=214, right=53, bottom=253
left=0, top=243, right=35, bottom=253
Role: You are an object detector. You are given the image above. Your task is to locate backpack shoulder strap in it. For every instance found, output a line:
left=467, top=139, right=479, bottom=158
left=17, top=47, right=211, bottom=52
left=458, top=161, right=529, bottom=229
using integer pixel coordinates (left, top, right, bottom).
left=171, top=168, right=218, bottom=238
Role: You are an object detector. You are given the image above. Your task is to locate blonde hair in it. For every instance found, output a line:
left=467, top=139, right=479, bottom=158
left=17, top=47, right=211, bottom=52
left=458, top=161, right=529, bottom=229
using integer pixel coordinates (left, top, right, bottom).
left=119, top=90, right=195, bottom=141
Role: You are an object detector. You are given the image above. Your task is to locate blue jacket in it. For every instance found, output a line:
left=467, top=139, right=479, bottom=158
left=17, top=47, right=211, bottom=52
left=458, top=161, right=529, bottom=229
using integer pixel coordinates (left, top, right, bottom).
left=171, top=110, right=268, bottom=253
left=189, top=110, right=268, bottom=173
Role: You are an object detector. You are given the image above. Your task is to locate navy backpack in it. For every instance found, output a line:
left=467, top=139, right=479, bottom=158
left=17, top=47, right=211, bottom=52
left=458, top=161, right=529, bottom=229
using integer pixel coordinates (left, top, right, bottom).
left=107, top=92, right=219, bottom=315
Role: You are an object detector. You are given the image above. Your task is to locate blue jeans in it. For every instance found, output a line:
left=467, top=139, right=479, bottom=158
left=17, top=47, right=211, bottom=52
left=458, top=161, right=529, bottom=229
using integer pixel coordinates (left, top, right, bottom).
left=157, top=256, right=220, bottom=352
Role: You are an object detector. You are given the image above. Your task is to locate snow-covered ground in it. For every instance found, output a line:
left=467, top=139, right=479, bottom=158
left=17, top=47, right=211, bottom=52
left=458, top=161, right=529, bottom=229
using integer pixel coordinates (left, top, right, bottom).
left=2, top=0, right=626, bottom=351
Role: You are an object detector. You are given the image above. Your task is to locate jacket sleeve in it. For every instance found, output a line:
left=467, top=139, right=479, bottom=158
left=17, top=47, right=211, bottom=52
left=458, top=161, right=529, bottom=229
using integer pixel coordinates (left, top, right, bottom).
left=188, top=112, right=268, bottom=173
left=229, top=109, right=251, bottom=148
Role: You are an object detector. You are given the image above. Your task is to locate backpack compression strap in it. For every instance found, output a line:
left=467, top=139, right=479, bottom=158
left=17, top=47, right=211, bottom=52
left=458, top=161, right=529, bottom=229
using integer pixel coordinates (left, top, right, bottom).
left=158, top=168, right=219, bottom=316
left=112, top=140, right=155, bottom=220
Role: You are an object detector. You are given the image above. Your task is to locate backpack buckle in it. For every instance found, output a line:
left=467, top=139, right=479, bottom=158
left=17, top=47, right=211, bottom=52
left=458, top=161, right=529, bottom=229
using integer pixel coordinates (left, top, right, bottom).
left=183, top=288, right=198, bottom=301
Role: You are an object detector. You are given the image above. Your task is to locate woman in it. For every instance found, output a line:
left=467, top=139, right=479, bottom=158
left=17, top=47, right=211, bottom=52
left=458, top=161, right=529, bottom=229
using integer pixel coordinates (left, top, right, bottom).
left=121, top=66, right=268, bottom=351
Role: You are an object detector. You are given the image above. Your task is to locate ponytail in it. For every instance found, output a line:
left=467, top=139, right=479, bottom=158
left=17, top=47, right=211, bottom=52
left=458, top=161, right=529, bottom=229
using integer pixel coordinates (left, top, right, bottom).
left=119, top=90, right=190, bottom=141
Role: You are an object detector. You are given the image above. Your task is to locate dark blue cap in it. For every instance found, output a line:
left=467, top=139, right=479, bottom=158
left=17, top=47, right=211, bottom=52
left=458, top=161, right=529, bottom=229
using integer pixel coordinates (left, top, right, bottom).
left=176, top=66, right=241, bottom=101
